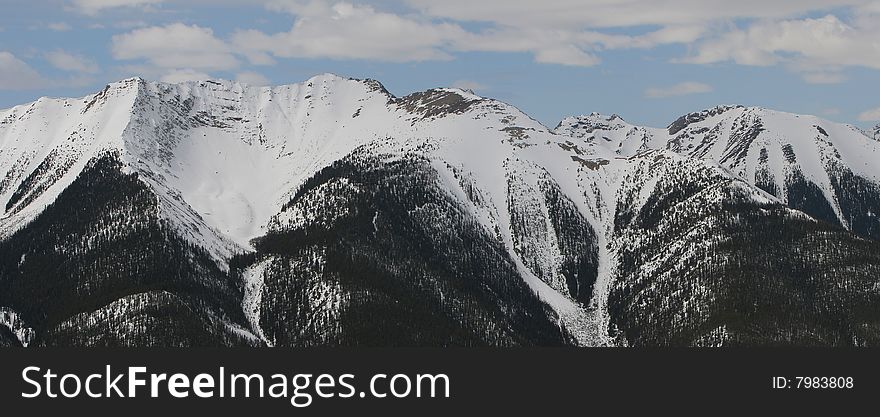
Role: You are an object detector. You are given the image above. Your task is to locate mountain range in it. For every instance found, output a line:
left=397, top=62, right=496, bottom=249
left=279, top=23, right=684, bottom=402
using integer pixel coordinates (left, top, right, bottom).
left=1, top=74, right=878, bottom=347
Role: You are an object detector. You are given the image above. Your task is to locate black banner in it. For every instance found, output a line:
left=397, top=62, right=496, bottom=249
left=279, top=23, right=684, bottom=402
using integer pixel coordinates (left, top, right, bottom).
left=0, top=349, right=875, bottom=414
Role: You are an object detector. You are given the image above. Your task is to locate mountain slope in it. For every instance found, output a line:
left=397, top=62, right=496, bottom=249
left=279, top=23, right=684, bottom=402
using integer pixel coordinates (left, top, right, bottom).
left=556, top=107, right=880, bottom=240
left=606, top=151, right=880, bottom=346
left=0, top=153, right=257, bottom=346
left=1, top=75, right=879, bottom=346
left=1, top=75, right=606, bottom=346
left=242, top=149, right=573, bottom=346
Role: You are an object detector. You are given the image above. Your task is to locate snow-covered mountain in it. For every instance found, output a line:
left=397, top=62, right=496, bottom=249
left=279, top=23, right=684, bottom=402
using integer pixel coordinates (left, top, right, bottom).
left=1, top=75, right=879, bottom=347
left=556, top=106, right=880, bottom=240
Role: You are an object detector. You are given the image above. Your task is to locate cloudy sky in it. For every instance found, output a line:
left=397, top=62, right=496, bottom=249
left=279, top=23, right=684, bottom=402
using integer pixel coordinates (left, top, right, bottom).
left=2, top=0, right=880, bottom=128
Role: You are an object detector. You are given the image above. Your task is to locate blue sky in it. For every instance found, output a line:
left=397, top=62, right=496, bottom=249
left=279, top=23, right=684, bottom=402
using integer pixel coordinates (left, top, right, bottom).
left=2, top=0, right=880, bottom=129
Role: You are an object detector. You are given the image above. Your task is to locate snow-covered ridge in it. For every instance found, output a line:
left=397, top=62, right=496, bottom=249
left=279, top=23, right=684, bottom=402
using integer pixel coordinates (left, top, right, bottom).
left=0, top=74, right=620, bottom=345
left=3, top=74, right=876, bottom=346
left=0, top=77, right=141, bottom=237
left=554, top=105, right=880, bottom=179
left=3, top=74, right=875, bottom=271
left=667, top=105, right=746, bottom=135
left=554, top=112, right=667, bottom=156
left=558, top=105, right=880, bottom=235
left=0, top=74, right=563, bottom=259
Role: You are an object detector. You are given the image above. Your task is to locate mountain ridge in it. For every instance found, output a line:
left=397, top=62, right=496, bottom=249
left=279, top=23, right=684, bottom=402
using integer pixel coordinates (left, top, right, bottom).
left=2, top=75, right=879, bottom=347
left=556, top=103, right=880, bottom=240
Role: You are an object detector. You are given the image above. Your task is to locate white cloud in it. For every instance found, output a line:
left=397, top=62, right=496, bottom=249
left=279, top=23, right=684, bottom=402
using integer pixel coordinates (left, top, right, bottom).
left=160, top=69, right=211, bottom=83
left=644, top=82, right=713, bottom=98
left=236, top=71, right=270, bottom=86
left=534, top=45, right=601, bottom=67
left=858, top=107, right=880, bottom=121
left=71, top=0, right=165, bottom=14
left=45, top=50, right=100, bottom=74
left=450, top=80, right=486, bottom=91
left=81, top=0, right=880, bottom=80
left=403, top=0, right=880, bottom=77
left=235, top=2, right=618, bottom=67
left=0, top=52, right=47, bottom=90
left=112, top=23, right=239, bottom=71
left=241, top=50, right=276, bottom=66
left=404, top=0, right=871, bottom=28
left=48, top=23, right=73, bottom=32
left=683, top=15, right=880, bottom=75
left=0, top=52, right=97, bottom=90
left=233, top=2, right=464, bottom=62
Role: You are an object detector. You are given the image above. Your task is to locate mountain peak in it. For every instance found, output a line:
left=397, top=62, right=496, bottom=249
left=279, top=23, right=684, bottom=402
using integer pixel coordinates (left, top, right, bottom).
left=3, top=72, right=880, bottom=348
left=435, top=87, right=484, bottom=101
left=105, top=76, right=146, bottom=92
left=392, top=88, right=485, bottom=121
left=298, top=73, right=393, bottom=96
left=114, top=76, right=146, bottom=85
left=553, top=112, right=632, bottom=138
left=668, top=104, right=746, bottom=135
left=306, top=72, right=348, bottom=82
left=119, top=73, right=392, bottom=99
